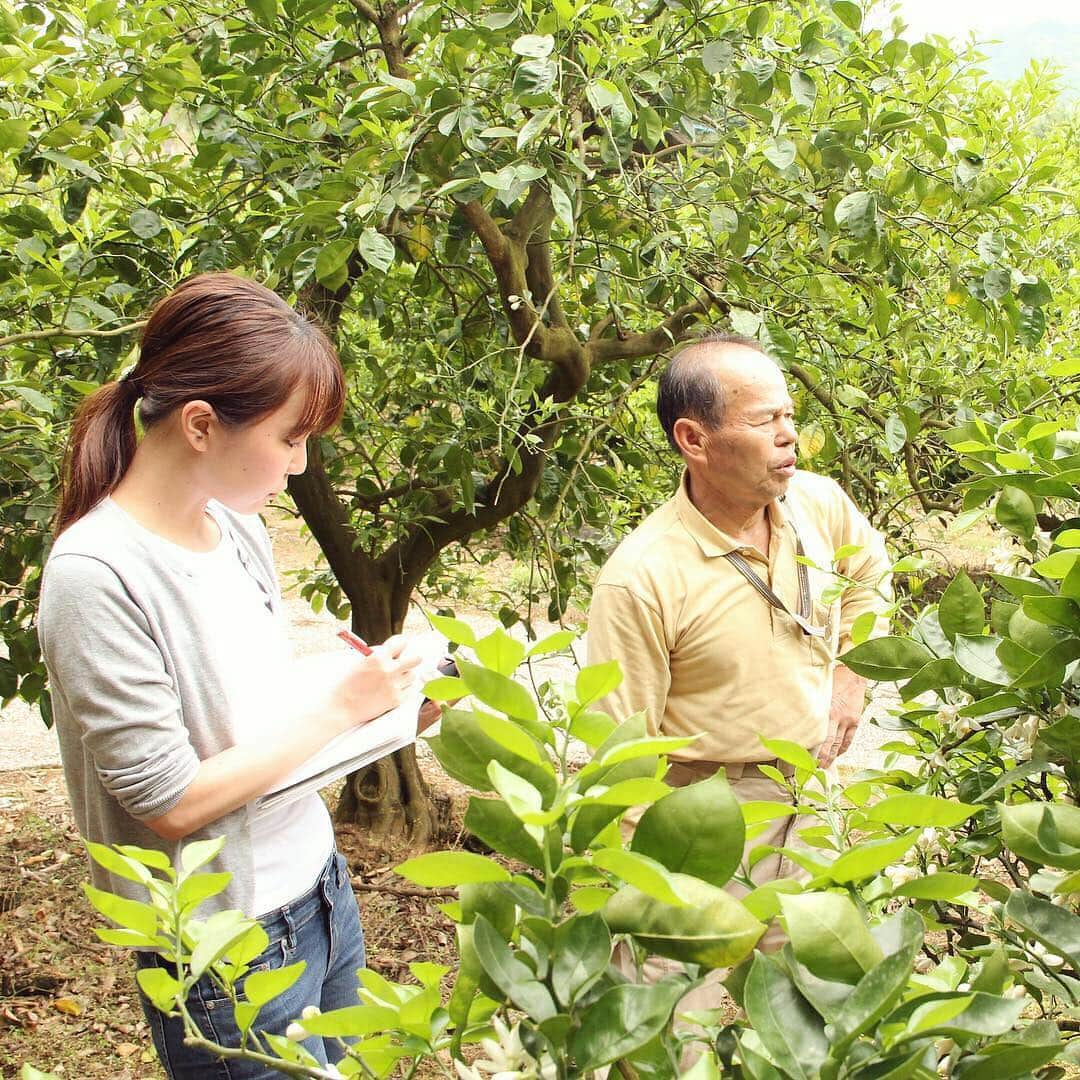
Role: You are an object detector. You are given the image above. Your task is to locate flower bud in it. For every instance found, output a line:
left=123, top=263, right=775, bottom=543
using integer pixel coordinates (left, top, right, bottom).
left=301, top=1005, right=321, bottom=1020
left=285, top=1022, right=308, bottom=1042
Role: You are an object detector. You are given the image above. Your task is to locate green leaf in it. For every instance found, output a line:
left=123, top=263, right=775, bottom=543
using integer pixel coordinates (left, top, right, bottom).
left=983, top=266, right=1011, bottom=301
left=128, top=208, right=163, bottom=239
left=954, top=1021, right=1062, bottom=1080
left=631, top=774, right=745, bottom=888
left=180, top=836, right=226, bottom=878
left=575, top=660, right=622, bottom=707
left=835, top=191, right=877, bottom=238
left=884, top=413, right=907, bottom=453
left=315, top=238, right=355, bottom=284
left=511, top=33, right=555, bottom=58
left=426, top=614, right=476, bottom=647
left=525, top=629, right=576, bottom=657
left=995, top=486, right=1036, bottom=539
left=464, top=796, right=545, bottom=869
left=953, top=634, right=1011, bottom=685
left=603, top=873, right=764, bottom=968
left=830, top=925, right=921, bottom=1053
left=244, top=0, right=277, bottom=26
left=764, top=137, right=796, bottom=171
left=839, top=636, right=935, bottom=680
left=938, top=571, right=984, bottom=643
left=82, top=884, right=160, bottom=938
left=551, top=913, right=610, bottom=1007
left=1000, top=803, right=1080, bottom=870
left=791, top=70, right=817, bottom=107
left=831, top=0, right=861, bottom=30
left=473, top=628, right=526, bottom=676
left=569, top=979, right=688, bottom=1069
left=759, top=737, right=818, bottom=772
left=702, top=40, right=735, bottom=74
left=568, top=710, right=617, bottom=748
left=901, top=658, right=965, bottom=700
left=189, top=910, right=258, bottom=979
left=865, top=793, right=980, bottom=828
left=0, top=119, right=33, bottom=153
left=456, top=660, right=537, bottom=724
left=744, top=953, right=828, bottom=1079
left=779, top=893, right=883, bottom=984
left=244, top=962, right=306, bottom=1007
left=177, top=872, right=231, bottom=911
left=84, top=841, right=152, bottom=886
left=905, top=991, right=1026, bottom=1040
left=299, top=1003, right=399, bottom=1037
left=828, top=832, right=918, bottom=884
left=396, top=851, right=511, bottom=887
left=472, top=915, right=557, bottom=1021
left=427, top=708, right=555, bottom=800
left=591, top=849, right=686, bottom=906
left=359, top=228, right=395, bottom=273
left=893, top=872, right=979, bottom=900
left=136, top=966, right=182, bottom=1012
left=597, top=734, right=697, bottom=766
left=473, top=714, right=543, bottom=777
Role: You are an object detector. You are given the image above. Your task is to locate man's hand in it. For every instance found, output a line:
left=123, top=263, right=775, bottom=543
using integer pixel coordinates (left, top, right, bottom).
left=820, top=664, right=867, bottom=768
left=417, top=699, right=442, bottom=734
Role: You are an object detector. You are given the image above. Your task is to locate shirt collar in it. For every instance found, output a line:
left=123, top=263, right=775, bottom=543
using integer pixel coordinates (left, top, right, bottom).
left=674, top=470, right=789, bottom=559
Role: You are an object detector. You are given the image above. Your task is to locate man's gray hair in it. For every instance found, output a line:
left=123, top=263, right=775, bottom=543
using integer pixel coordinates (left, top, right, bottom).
left=656, top=330, right=773, bottom=450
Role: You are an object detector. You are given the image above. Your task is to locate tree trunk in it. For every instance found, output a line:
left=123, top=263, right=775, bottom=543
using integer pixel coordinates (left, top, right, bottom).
left=335, top=743, right=447, bottom=849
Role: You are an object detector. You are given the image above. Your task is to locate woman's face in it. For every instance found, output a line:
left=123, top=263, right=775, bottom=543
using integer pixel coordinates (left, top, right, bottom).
left=202, top=387, right=311, bottom=514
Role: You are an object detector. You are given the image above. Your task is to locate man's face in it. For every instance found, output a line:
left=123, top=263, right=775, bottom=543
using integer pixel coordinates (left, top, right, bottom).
left=699, top=350, right=798, bottom=509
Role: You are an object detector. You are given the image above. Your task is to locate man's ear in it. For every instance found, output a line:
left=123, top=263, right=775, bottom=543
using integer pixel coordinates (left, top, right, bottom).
left=672, top=416, right=710, bottom=462
left=179, top=400, right=216, bottom=452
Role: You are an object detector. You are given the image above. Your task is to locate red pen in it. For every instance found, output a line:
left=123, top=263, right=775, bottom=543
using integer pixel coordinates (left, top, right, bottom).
left=337, top=629, right=374, bottom=656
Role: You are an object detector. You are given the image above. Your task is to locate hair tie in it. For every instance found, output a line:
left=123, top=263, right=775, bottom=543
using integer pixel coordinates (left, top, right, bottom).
left=118, top=364, right=142, bottom=394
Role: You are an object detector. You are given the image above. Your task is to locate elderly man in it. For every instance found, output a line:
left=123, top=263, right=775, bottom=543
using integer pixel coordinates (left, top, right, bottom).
left=587, top=332, right=890, bottom=894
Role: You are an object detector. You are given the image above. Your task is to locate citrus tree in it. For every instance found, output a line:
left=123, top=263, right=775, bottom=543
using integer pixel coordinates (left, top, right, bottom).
left=1, top=0, right=1071, bottom=838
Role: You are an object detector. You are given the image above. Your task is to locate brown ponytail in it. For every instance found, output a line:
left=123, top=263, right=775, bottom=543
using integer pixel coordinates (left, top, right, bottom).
left=55, top=273, right=344, bottom=534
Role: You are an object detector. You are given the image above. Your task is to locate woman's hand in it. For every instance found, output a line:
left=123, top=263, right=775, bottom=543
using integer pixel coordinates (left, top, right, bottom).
left=332, top=633, right=422, bottom=730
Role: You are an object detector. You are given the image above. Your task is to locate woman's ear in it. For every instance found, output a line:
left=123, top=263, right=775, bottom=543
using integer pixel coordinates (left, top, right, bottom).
left=179, top=400, right=216, bottom=452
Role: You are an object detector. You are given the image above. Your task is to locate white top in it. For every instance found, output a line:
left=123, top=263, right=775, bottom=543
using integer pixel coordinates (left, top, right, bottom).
left=114, top=502, right=334, bottom=916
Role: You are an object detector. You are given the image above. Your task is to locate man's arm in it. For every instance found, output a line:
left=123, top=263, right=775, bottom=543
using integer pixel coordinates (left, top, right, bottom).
left=823, top=487, right=892, bottom=766
left=586, top=583, right=671, bottom=733
left=821, top=663, right=868, bottom=767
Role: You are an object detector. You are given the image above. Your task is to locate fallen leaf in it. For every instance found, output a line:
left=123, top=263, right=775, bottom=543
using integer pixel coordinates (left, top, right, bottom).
left=53, top=996, right=83, bottom=1017
left=116, top=1042, right=139, bottom=1057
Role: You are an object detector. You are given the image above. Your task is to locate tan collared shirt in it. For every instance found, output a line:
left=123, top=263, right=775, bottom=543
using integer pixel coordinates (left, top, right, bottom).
left=586, top=470, right=890, bottom=762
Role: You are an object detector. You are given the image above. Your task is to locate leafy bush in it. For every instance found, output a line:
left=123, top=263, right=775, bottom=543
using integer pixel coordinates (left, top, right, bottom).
left=49, top=592, right=1080, bottom=1077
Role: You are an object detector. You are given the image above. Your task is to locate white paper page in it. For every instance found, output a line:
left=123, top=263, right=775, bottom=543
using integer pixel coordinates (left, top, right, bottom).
left=256, top=632, right=448, bottom=812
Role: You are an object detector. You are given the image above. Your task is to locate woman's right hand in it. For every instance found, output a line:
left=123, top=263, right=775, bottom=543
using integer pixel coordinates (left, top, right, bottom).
left=331, top=634, right=422, bottom=730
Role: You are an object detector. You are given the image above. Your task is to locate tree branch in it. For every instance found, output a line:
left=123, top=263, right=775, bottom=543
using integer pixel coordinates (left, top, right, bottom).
left=348, top=0, right=410, bottom=79
left=585, top=290, right=722, bottom=365
left=0, top=321, right=146, bottom=348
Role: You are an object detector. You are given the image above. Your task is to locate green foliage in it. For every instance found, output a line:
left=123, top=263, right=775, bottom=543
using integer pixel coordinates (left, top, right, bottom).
left=70, top=603, right=1080, bottom=1076
left=2, top=0, right=1077, bottom=725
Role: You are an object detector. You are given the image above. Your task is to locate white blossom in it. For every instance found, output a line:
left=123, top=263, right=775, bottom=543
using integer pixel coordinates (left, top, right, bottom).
left=460, top=1017, right=557, bottom=1080
left=885, top=863, right=920, bottom=888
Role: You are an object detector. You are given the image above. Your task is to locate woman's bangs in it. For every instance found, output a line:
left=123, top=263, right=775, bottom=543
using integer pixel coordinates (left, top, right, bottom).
left=285, top=336, right=345, bottom=437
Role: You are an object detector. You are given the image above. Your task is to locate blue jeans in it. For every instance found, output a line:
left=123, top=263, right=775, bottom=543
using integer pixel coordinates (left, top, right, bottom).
left=136, top=850, right=365, bottom=1079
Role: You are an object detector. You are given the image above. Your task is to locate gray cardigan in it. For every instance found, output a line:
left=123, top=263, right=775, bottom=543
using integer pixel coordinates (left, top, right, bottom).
left=38, top=499, right=284, bottom=915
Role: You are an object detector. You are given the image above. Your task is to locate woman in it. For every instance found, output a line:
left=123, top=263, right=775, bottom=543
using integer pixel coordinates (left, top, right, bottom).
left=38, top=272, right=419, bottom=1077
